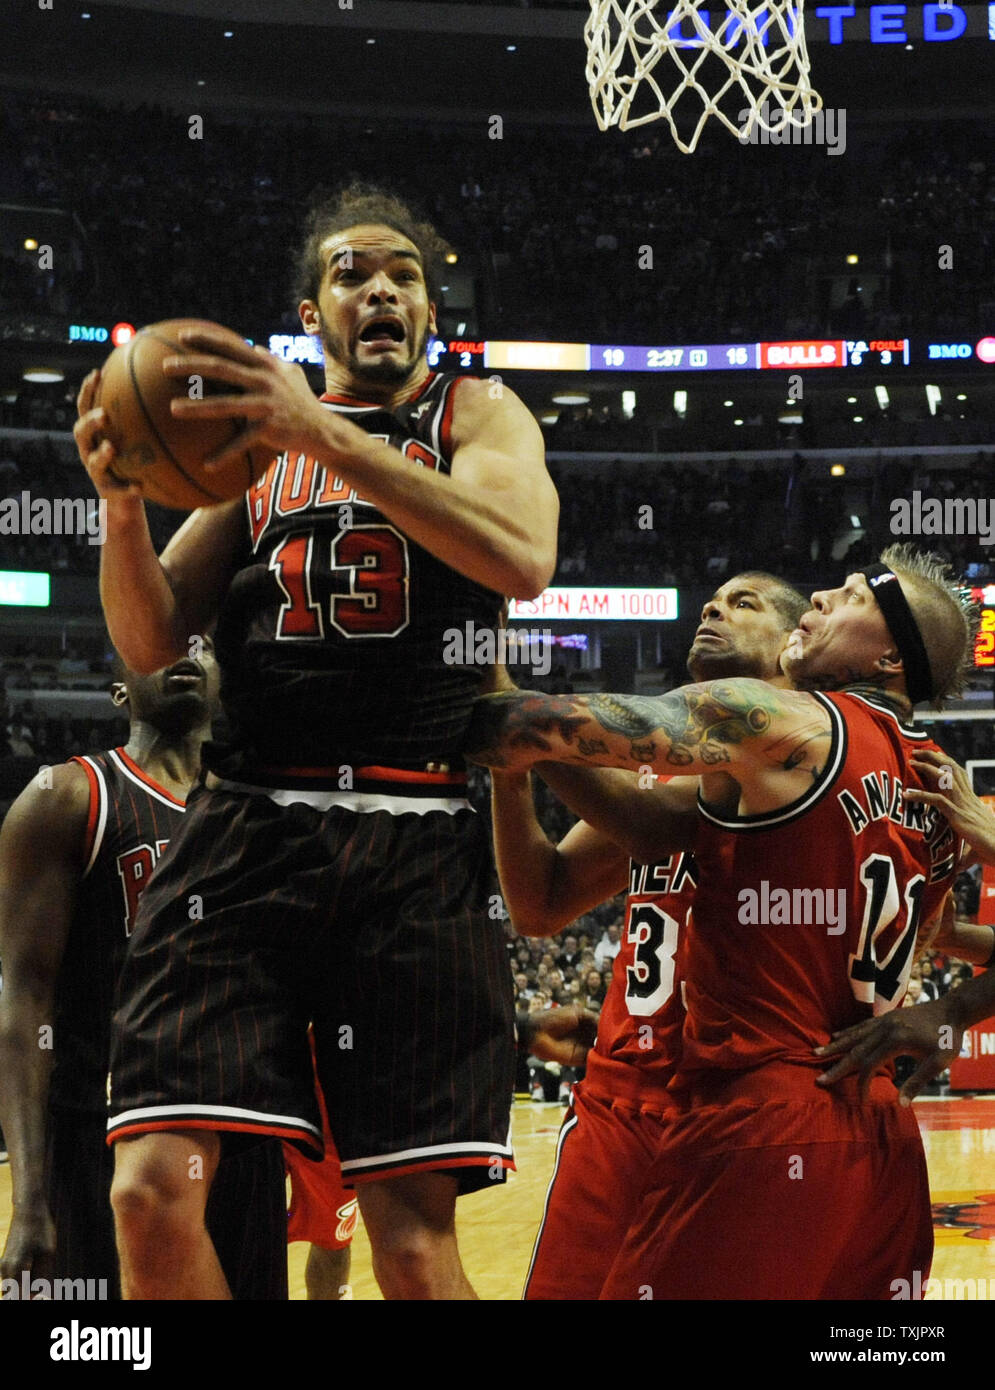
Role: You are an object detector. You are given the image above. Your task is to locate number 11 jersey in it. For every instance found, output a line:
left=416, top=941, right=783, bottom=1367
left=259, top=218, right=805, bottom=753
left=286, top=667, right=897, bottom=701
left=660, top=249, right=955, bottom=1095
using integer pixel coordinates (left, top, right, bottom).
left=675, top=689, right=960, bottom=1090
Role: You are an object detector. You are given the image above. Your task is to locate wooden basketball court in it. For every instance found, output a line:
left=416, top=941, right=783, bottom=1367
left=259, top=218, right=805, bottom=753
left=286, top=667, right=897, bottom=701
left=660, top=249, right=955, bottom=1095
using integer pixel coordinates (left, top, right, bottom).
left=4, top=1094, right=994, bottom=1300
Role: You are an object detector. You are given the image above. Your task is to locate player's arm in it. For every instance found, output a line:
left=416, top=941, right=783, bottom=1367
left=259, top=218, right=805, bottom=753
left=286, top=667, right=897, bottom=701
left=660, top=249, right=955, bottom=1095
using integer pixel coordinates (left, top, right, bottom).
left=490, top=771, right=628, bottom=937
left=319, top=375, right=558, bottom=597
left=816, top=959, right=995, bottom=1104
left=74, top=370, right=245, bottom=672
left=163, top=332, right=558, bottom=598
left=905, top=748, right=995, bottom=867
left=465, top=679, right=813, bottom=783
left=536, top=766, right=700, bottom=864
left=922, top=889, right=995, bottom=965
left=0, top=763, right=89, bottom=1282
left=519, top=1005, right=599, bottom=1067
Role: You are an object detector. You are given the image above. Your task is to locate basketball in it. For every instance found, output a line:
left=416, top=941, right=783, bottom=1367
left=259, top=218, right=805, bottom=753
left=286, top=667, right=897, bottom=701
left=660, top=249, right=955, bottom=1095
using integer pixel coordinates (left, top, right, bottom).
left=95, top=318, right=273, bottom=511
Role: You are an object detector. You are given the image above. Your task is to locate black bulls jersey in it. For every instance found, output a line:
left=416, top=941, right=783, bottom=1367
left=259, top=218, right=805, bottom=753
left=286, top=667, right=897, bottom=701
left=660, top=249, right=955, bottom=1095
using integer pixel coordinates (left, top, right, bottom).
left=205, top=372, right=504, bottom=783
left=49, top=748, right=184, bottom=1113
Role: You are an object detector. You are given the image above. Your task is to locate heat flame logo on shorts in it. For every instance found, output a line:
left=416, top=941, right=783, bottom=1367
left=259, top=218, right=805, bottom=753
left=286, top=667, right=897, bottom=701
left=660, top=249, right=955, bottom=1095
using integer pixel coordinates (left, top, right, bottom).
left=931, top=1194, right=995, bottom=1240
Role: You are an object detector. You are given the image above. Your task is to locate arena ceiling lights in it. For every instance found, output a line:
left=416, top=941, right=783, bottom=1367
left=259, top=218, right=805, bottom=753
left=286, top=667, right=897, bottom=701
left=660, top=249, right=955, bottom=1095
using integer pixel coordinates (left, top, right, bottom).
left=22, top=366, right=64, bottom=383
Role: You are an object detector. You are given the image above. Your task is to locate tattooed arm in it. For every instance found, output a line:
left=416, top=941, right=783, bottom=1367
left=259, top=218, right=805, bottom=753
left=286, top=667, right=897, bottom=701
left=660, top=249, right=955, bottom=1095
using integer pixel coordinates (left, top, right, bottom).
left=465, top=679, right=824, bottom=785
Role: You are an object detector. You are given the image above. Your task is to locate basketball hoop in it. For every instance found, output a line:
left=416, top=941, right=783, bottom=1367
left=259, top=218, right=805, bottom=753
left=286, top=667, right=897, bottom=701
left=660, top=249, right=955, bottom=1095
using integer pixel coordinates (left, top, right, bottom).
left=585, top=0, right=823, bottom=154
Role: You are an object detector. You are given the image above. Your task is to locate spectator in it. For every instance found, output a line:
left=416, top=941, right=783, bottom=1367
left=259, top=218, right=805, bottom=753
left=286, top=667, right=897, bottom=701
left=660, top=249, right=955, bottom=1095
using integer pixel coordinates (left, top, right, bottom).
left=593, top=923, right=622, bottom=970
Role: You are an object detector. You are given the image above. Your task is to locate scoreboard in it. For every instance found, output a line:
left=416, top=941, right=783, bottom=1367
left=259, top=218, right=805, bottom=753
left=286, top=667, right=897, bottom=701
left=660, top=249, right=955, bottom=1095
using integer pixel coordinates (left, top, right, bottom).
left=970, top=587, right=995, bottom=669
left=266, top=332, right=995, bottom=374
left=476, top=338, right=913, bottom=374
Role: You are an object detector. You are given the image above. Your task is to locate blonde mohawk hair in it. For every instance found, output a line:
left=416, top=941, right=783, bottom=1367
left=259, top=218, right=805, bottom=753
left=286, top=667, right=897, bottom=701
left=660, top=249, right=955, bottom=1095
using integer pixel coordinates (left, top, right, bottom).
left=880, top=543, right=979, bottom=708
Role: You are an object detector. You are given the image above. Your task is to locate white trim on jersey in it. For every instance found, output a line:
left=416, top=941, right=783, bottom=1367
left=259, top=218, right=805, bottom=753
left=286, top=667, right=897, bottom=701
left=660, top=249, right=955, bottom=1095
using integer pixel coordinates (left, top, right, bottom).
left=431, top=376, right=449, bottom=458
left=698, top=692, right=847, bottom=832
left=842, top=690, right=931, bottom=739
left=106, top=748, right=187, bottom=811
left=209, top=775, right=471, bottom=816
left=319, top=400, right=378, bottom=415
left=76, top=755, right=109, bottom=880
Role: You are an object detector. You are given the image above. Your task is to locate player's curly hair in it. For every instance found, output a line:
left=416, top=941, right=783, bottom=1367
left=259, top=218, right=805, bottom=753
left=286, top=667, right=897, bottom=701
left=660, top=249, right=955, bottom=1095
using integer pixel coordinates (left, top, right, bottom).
left=292, top=180, right=454, bottom=308
left=879, top=543, right=979, bottom=708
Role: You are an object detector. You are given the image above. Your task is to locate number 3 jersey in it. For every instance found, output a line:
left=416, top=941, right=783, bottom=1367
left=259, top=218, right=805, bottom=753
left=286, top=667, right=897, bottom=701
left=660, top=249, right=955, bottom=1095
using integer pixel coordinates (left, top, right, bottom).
left=581, top=850, right=697, bottom=1108
left=205, top=372, right=504, bottom=783
left=675, top=690, right=960, bottom=1089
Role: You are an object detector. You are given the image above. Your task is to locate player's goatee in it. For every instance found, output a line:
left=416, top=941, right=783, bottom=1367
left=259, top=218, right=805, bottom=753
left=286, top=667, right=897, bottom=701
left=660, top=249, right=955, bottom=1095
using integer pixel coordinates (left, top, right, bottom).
left=322, top=325, right=431, bottom=384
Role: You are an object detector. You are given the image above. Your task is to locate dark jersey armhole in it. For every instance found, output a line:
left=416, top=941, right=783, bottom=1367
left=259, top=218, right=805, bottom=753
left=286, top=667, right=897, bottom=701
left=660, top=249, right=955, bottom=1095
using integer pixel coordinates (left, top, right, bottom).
left=68, top=756, right=101, bottom=875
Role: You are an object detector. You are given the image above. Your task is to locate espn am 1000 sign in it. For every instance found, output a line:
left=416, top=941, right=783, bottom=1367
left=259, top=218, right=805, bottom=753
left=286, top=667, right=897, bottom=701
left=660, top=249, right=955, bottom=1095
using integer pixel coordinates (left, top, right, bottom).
left=509, top=588, right=679, bottom=622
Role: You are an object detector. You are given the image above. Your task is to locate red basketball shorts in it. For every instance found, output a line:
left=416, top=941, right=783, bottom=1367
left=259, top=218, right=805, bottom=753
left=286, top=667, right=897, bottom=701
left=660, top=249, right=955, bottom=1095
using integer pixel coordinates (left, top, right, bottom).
left=599, top=1075, right=932, bottom=1301
left=524, top=1082, right=673, bottom=1301
left=284, top=1054, right=357, bottom=1251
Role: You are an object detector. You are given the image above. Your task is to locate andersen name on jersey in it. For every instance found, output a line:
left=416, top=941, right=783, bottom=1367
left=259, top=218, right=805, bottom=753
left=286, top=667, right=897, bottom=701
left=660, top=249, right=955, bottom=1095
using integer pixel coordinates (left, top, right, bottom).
left=205, top=373, right=503, bottom=782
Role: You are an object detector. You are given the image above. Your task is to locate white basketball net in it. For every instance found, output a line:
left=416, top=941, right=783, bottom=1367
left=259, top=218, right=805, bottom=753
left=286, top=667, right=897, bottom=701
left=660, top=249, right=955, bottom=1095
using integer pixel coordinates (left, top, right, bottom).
left=585, top=0, right=823, bottom=154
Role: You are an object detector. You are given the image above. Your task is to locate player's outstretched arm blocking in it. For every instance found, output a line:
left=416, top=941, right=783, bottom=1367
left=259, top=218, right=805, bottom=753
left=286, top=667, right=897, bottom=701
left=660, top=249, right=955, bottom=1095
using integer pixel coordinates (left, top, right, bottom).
left=466, top=679, right=798, bottom=781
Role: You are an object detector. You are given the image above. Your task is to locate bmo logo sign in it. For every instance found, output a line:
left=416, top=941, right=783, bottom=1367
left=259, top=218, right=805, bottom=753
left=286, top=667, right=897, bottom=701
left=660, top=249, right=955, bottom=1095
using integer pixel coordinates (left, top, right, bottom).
left=928, top=342, right=973, bottom=359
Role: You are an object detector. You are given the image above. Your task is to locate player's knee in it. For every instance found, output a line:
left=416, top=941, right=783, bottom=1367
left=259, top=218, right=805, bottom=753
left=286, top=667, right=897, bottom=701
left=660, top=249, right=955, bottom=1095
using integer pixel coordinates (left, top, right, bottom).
left=371, top=1226, right=455, bottom=1297
left=111, top=1134, right=213, bottom=1236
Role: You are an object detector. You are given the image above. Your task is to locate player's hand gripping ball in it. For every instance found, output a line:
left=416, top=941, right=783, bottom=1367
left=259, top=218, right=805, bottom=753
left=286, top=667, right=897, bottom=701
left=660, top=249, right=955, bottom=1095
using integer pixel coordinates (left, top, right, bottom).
left=95, top=319, right=275, bottom=510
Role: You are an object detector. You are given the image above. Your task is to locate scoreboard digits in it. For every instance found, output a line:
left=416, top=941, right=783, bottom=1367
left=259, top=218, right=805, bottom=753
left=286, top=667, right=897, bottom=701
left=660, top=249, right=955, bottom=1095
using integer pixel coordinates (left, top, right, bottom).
left=270, top=332, right=987, bottom=374
left=486, top=338, right=912, bottom=373
left=592, top=343, right=756, bottom=371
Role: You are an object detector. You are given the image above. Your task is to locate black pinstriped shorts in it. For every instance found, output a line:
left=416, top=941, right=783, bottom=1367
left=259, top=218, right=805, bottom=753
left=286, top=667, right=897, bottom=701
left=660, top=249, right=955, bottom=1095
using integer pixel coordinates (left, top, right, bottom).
left=107, top=779, right=515, bottom=1194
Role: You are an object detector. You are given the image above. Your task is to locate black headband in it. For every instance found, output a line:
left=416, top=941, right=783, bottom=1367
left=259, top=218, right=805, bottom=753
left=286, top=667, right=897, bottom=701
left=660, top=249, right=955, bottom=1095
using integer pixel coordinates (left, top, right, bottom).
left=861, top=563, right=933, bottom=705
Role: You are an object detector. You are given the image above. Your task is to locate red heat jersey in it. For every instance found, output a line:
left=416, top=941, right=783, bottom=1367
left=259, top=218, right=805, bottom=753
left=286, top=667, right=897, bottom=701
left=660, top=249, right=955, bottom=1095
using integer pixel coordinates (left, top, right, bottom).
left=582, top=850, right=697, bottom=1106
left=676, top=690, right=959, bottom=1088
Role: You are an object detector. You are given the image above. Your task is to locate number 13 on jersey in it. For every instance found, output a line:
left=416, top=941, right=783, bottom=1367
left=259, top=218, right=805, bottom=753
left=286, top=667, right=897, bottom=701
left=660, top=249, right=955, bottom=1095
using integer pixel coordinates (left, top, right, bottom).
left=269, top=526, right=411, bottom=640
